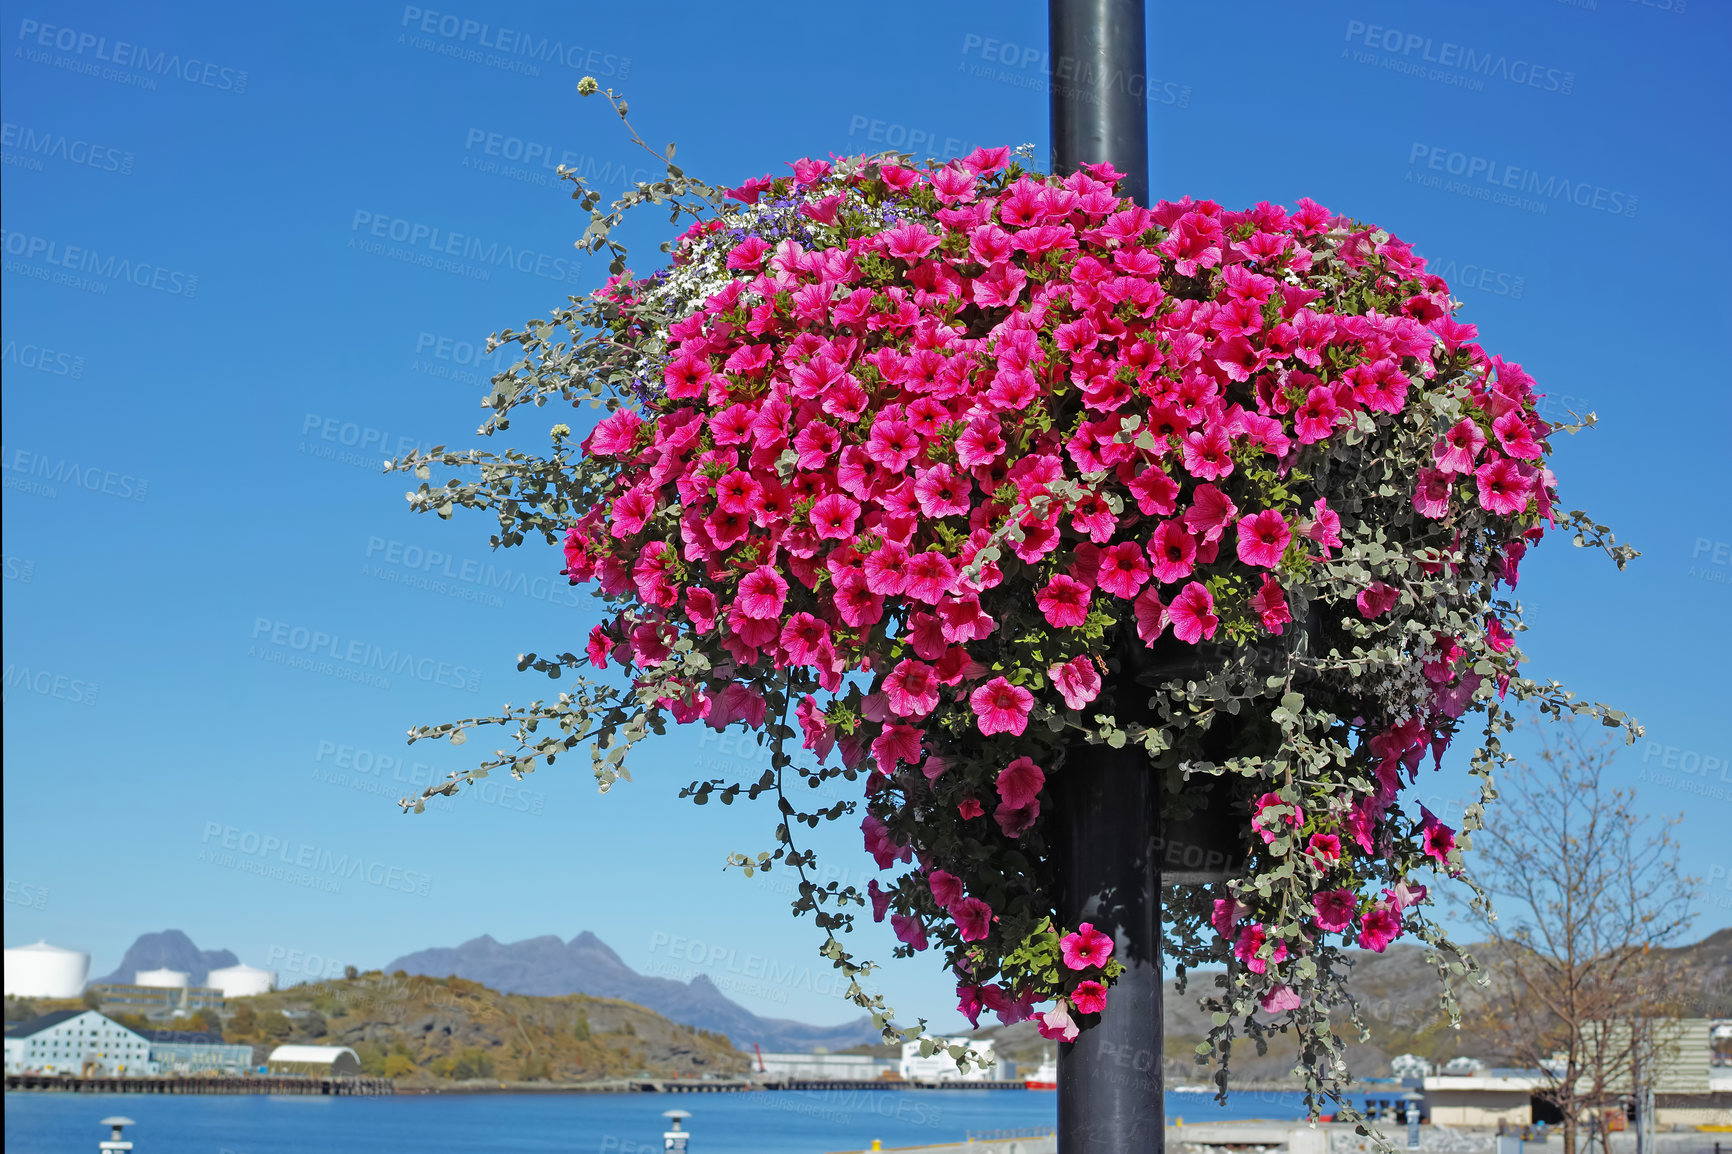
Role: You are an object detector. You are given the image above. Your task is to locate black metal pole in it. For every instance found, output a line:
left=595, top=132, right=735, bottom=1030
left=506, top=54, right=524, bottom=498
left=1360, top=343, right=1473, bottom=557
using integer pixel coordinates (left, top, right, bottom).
left=1051, top=3, right=1159, bottom=1150
left=1049, top=0, right=1149, bottom=206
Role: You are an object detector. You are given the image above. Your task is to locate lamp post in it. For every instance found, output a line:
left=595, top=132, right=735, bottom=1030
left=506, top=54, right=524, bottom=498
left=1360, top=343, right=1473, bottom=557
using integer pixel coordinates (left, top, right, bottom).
left=1048, top=4, right=1162, bottom=1150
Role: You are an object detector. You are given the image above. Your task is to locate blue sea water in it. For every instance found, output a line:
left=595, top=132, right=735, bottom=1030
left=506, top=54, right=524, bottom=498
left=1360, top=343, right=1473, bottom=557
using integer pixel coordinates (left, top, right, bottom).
left=3, top=1088, right=1313, bottom=1152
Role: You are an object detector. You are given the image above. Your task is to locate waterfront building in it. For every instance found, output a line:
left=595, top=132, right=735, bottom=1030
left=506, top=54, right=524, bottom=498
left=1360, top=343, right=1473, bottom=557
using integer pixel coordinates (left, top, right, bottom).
left=3, top=1009, right=155, bottom=1076
left=267, top=1044, right=362, bottom=1077
left=898, top=1038, right=999, bottom=1083
left=2, top=941, right=89, bottom=998
left=753, top=1051, right=894, bottom=1081
left=138, top=1028, right=256, bottom=1075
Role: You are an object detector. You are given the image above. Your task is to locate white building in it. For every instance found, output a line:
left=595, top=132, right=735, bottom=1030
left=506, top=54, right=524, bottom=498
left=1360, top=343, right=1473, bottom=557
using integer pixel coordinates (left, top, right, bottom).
left=899, top=1037, right=998, bottom=1083
left=3, top=1010, right=155, bottom=1076
left=267, top=1044, right=362, bottom=1077
left=205, top=964, right=275, bottom=998
left=3, top=940, right=90, bottom=998
left=1390, top=1053, right=1434, bottom=1079
left=754, top=1051, right=893, bottom=1080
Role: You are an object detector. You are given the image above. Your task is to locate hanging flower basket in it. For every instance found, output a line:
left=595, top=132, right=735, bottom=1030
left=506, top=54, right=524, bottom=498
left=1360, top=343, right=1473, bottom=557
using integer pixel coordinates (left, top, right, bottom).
left=393, top=107, right=1636, bottom=1106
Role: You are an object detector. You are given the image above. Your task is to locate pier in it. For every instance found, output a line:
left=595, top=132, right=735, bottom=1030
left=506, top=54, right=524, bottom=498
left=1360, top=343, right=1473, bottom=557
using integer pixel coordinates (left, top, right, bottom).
left=5, top=1071, right=395, bottom=1096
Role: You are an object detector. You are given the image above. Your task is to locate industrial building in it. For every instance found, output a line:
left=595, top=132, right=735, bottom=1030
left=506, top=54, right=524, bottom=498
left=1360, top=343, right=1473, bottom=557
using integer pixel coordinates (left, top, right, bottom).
left=137, top=1028, right=256, bottom=1075
left=3, top=1009, right=155, bottom=1076
left=2, top=941, right=90, bottom=999
left=205, top=963, right=275, bottom=998
left=267, top=1044, right=362, bottom=1077
left=898, top=1038, right=1004, bottom=1082
left=754, top=1051, right=895, bottom=1080
left=86, top=979, right=226, bottom=1018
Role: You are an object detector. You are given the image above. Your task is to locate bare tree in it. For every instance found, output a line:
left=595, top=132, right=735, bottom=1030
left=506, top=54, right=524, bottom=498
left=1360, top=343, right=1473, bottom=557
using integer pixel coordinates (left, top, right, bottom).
left=1467, top=722, right=1698, bottom=1154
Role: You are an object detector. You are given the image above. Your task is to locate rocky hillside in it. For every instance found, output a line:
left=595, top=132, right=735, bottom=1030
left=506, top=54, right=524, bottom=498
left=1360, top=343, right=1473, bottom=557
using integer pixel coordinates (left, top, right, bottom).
left=233, top=971, right=747, bottom=1085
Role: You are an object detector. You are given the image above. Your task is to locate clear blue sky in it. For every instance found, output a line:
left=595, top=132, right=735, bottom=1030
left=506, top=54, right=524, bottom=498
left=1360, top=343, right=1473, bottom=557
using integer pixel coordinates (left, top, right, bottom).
left=3, top=0, right=1728, bottom=1033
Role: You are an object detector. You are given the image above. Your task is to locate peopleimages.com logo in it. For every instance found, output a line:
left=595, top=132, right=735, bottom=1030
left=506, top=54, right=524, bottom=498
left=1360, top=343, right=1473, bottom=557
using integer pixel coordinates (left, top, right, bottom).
left=397, top=6, right=630, bottom=78
left=14, top=18, right=248, bottom=93
left=249, top=617, right=482, bottom=693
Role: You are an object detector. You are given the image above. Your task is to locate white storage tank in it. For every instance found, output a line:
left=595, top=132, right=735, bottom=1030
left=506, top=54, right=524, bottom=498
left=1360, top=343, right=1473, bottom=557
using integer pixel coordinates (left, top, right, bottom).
left=134, top=968, right=191, bottom=989
left=3, top=940, right=90, bottom=998
left=206, top=963, right=275, bottom=997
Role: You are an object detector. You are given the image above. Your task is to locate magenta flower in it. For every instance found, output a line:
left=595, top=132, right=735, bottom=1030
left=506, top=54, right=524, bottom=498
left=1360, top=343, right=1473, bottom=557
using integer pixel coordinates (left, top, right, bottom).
left=1049, top=655, right=1103, bottom=710
left=1071, top=980, right=1109, bottom=1015
left=809, top=493, right=862, bottom=541
left=1307, top=833, right=1343, bottom=862
left=1475, top=457, right=1535, bottom=516
left=957, top=984, right=985, bottom=1029
left=1418, top=806, right=1456, bottom=866
left=1251, top=791, right=1303, bottom=845
left=737, top=565, right=789, bottom=620
left=1433, top=418, right=1487, bottom=475
left=1236, top=509, right=1292, bottom=569
left=928, top=870, right=965, bottom=910
left=1356, top=581, right=1400, bottom=618
left=1250, top=574, right=1291, bottom=635
left=891, top=913, right=929, bottom=951
left=994, top=799, right=1039, bottom=838
left=1168, top=582, right=1219, bottom=645
left=952, top=897, right=994, bottom=942
left=882, top=659, right=940, bottom=718
left=1133, top=588, right=1168, bottom=645
left=1060, top=923, right=1114, bottom=970
left=1035, top=574, right=1092, bottom=628
left=957, top=797, right=984, bottom=820
left=996, top=756, right=1046, bottom=809
left=1304, top=498, right=1343, bottom=551
left=779, top=613, right=832, bottom=668
left=1312, top=889, right=1357, bottom=933
left=1385, top=880, right=1428, bottom=911
left=1260, top=984, right=1302, bottom=1015
left=969, top=677, right=1034, bottom=736
left=1182, top=483, right=1238, bottom=543
left=1233, top=922, right=1287, bottom=974
left=1358, top=904, right=1403, bottom=952
left=913, top=464, right=971, bottom=518
left=1148, top=519, right=1197, bottom=584
left=1210, top=897, right=1247, bottom=938
left=904, top=551, right=958, bottom=605
left=868, top=879, right=893, bottom=922
left=1095, top=541, right=1150, bottom=599
left=879, top=220, right=943, bottom=262
left=1485, top=616, right=1514, bottom=653
left=1036, top=1002, right=1079, bottom=1043
left=1412, top=467, right=1452, bottom=520
left=870, top=724, right=923, bottom=775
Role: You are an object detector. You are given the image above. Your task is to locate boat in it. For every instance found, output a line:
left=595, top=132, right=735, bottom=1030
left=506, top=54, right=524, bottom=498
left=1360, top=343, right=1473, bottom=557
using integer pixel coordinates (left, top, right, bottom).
left=1025, top=1054, right=1058, bottom=1090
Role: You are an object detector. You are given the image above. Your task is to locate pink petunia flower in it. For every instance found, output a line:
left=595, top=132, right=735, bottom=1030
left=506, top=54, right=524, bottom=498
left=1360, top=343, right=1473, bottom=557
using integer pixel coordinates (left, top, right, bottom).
left=1133, top=587, right=1168, bottom=645
left=1147, top=520, right=1197, bottom=584
left=1049, top=655, right=1103, bottom=710
left=1413, top=468, right=1452, bottom=520
left=1418, top=806, right=1456, bottom=866
left=737, top=565, right=789, bottom=620
left=1305, top=498, right=1343, bottom=551
left=1071, top=980, right=1109, bottom=1015
left=1356, top=582, right=1401, bottom=618
left=809, top=493, right=862, bottom=540
left=1433, top=418, right=1487, bottom=475
left=952, top=897, right=994, bottom=941
left=994, top=800, right=1039, bottom=838
left=1251, top=574, right=1292, bottom=635
left=891, top=913, right=929, bottom=951
left=1236, top=509, right=1293, bottom=569
left=1307, top=832, right=1343, bottom=862
left=1358, top=903, right=1403, bottom=952
left=1061, top=923, right=1114, bottom=970
left=1035, top=574, right=1092, bottom=628
left=1260, top=984, right=1303, bottom=1015
left=1252, top=791, right=1303, bottom=845
left=883, top=658, right=940, bottom=718
left=1095, top=541, right=1151, bottom=599
left=1312, top=889, right=1358, bottom=933
left=1183, top=484, right=1239, bottom=543
left=1386, top=880, right=1428, bottom=911
left=1168, top=582, right=1219, bottom=645
left=868, top=879, right=893, bottom=922
left=1211, top=897, right=1248, bottom=937
left=996, top=756, right=1046, bottom=809
left=928, top=869, right=966, bottom=910
left=957, top=797, right=984, bottom=820
left=1036, top=1001, right=1079, bottom=1043
left=1475, top=457, right=1535, bottom=516
left=970, top=677, right=1034, bottom=736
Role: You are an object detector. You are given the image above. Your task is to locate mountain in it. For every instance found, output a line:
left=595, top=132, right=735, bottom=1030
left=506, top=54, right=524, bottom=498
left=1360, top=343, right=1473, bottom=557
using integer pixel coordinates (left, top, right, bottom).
left=91, top=930, right=239, bottom=987
left=386, top=931, right=881, bottom=1052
